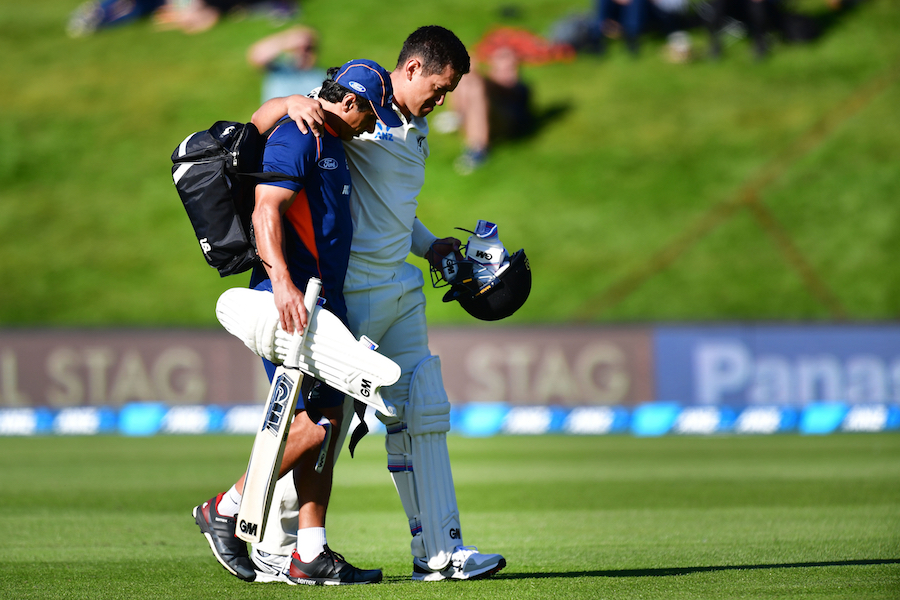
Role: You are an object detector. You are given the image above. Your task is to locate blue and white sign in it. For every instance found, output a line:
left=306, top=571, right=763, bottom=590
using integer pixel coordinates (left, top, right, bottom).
left=656, top=325, right=900, bottom=406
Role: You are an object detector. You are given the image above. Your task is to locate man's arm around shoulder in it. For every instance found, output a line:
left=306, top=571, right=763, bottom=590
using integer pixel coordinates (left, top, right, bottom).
left=252, top=95, right=325, bottom=137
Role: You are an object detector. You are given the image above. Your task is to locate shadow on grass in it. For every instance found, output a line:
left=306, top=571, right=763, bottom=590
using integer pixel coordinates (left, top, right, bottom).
left=486, top=101, right=573, bottom=151
left=495, top=558, right=900, bottom=580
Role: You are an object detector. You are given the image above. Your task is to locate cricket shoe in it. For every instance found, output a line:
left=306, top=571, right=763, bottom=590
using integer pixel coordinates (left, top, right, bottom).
left=412, top=546, right=506, bottom=581
left=286, top=546, right=382, bottom=585
left=250, top=548, right=291, bottom=583
left=192, top=494, right=257, bottom=581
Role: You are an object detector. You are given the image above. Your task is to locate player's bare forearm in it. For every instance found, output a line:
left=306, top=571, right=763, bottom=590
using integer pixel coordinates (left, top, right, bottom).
left=251, top=97, right=290, bottom=132
left=251, top=193, right=288, bottom=281
left=253, top=188, right=307, bottom=333
left=251, top=95, right=324, bottom=137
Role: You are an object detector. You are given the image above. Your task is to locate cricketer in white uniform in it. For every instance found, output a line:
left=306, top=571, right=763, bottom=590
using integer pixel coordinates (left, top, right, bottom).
left=247, top=26, right=506, bottom=582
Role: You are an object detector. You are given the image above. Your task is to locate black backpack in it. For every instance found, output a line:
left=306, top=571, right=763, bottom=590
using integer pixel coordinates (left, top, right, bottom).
left=171, top=119, right=298, bottom=277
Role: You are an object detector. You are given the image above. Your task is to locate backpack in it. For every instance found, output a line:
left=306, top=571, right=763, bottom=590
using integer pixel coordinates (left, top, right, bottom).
left=171, top=119, right=299, bottom=277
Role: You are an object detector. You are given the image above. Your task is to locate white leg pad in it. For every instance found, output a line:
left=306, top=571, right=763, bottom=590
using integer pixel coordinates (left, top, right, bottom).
left=381, top=411, right=425, bottom=556
left=216, top=288, right=400, bottom=415
left=215, top=287, right=281, bottom=363
left=394, top=355, right=461, bottom=571
left=255, top=474, right=299, bottom=557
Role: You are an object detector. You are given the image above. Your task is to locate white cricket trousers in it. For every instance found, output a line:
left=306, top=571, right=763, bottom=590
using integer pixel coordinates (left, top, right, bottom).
left=255, top=256, right=435, bottom=556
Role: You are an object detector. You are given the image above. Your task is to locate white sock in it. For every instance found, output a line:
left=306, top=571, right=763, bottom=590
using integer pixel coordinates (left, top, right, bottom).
left=296, top=527, right=327, bottom=562
left=216, top=485, right=242, bottom=518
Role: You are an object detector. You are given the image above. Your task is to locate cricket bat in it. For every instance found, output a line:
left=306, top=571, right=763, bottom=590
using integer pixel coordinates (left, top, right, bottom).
left=236, top=277, right=321, bottom=544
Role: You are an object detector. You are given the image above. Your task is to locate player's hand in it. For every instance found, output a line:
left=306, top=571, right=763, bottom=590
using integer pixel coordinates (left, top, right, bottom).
left=286, top=94, right=325, bottom=138
left=273, top=283, right=308, bottom=335
left=425, top=237, right=462, bottom=270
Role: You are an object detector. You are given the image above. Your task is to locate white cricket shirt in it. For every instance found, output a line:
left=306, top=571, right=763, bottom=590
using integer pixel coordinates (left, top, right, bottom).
left=343, top=109, right=431, bottom=266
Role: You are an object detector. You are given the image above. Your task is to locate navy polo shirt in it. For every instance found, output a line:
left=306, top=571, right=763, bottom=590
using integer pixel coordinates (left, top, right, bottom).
left=250, top=120, right=352, bottom=324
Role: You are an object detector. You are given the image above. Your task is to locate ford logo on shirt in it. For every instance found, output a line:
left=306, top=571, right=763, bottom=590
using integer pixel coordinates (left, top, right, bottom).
left=318, top=158, right=339, bottom=170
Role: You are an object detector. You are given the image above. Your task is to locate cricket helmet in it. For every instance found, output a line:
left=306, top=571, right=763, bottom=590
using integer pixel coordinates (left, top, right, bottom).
left=431, top=244, right=532, bottom=321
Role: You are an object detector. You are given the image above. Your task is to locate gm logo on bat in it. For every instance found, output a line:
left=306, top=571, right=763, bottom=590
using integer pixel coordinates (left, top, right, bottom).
left=240, top=519, right=259, bottom=538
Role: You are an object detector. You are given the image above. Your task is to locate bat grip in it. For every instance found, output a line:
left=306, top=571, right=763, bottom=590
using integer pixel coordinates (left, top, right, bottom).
left=298, top=277, right=322, bottom=346
left=303, top=277, right=322, bottom=317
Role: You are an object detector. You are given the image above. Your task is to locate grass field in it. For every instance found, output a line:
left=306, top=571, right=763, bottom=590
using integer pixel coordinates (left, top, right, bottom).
left=1, top=433, right=898, bottom=599
left=3, top=1, right=900, bottom=326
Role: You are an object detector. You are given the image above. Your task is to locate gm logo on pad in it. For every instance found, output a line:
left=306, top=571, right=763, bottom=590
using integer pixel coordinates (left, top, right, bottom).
left=318, top=158, right=339, bottom=170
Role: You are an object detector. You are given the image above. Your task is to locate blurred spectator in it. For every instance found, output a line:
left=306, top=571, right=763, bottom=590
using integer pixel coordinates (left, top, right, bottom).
left=555, top=0, right=832, bottom=62
left=590, top=0, right=691, bottom=57
left=68, top=0, right=164, bottom=37
left=705, top=0, right=776, bottom=60
left=247, top=26, right=326, bottom=102
left=155, top=0, right=295, bottom=34
left=67, top=0, right=296, bottom=37
left=703, top=0, right=829, bottom=60
left=548, top=11, right=602, bottom=54
left=440, top=45, right=534, bottom=175
left=593, top=0, right=650, bottom=55
left=437, top=27, right=572, bottom=175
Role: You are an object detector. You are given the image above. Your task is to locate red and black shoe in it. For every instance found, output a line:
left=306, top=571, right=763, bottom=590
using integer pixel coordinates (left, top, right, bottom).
left=192, top=493, right=257, bottom=581
left=287, top=546, right=382, bottom=585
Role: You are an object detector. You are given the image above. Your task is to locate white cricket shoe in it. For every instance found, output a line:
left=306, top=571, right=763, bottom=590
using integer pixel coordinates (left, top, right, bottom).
left=412, top=546, right=506, bottom=581
left=250, top=548, right=291, bottom=583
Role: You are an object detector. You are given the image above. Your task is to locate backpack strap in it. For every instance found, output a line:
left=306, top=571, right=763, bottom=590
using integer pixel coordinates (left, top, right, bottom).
left=247, top=116, right=302, bottom=184
left=239, top=116, right=302, bottom=184
left=263, top=115, right=294, bottom=138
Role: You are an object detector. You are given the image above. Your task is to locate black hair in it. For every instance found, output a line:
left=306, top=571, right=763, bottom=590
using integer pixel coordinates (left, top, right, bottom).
left=396, top=25, right=470, bottom=77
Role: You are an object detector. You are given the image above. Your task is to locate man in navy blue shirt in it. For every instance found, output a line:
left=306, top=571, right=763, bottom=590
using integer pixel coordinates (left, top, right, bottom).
left=193, top=59, right=401, bottom=586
